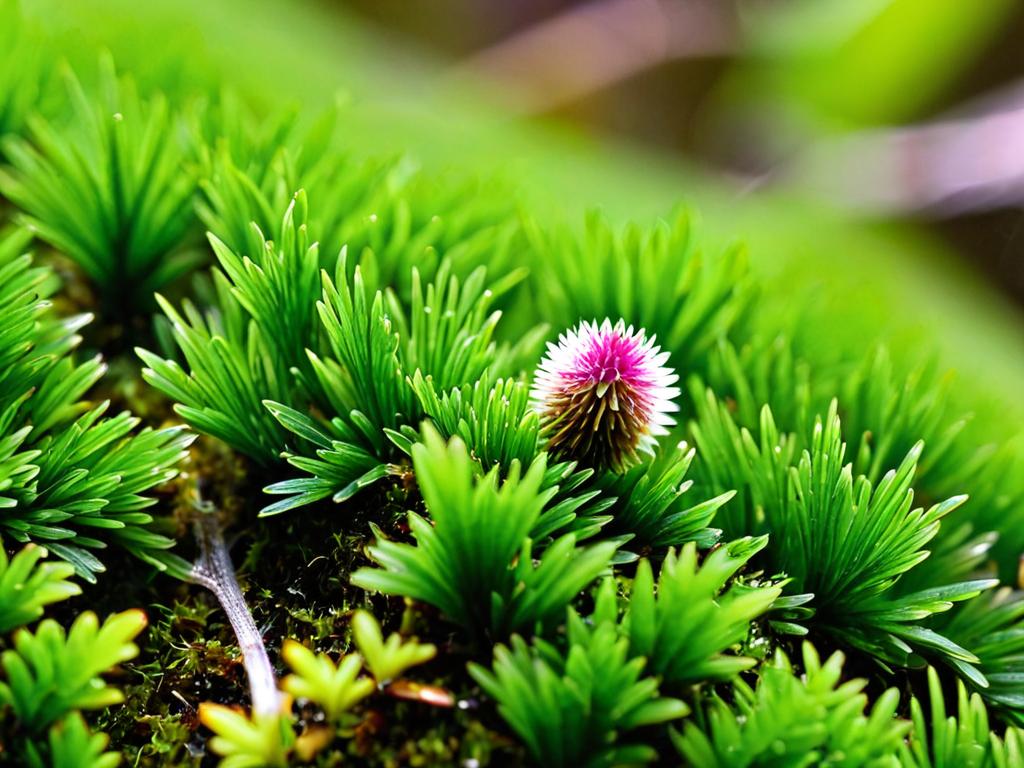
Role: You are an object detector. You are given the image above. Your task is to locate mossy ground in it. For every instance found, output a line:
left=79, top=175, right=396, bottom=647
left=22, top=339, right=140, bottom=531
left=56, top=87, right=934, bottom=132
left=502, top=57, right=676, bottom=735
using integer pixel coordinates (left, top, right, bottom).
left=0, top=250, right=966, bottom=767
left=0, top=332, right=966, bottom=767
left=50, top=354, right=520, bottom=766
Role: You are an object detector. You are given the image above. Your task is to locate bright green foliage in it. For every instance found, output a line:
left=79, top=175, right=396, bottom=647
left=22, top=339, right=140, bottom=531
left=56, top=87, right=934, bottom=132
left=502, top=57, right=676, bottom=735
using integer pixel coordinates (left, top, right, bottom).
left=399, top=372, right=543, bottom=472
left=193, top=107, right=521, bottom=300
left=208, top=196, right=323, bottom=394
left=690, top=391, right=995, bottom=675
left=14, top=404, right=193, bottom=580
left=259, top=401, right=392, bottom=514
left=189, top=91, right=334, bottom=214
left=198, top=704, right=292, bottom=768
left=777, top=407, right=982, bottom=638
left=142, top=191, right=537, bottom=514
left=265, top=254, right=525, bottom=513
left=840, top=350, right=964, bottom=487
left=38, top=712, right=122, bottom=768
left=701, top=336, right=816, bottom=440
left=900, top=667, right=1024, bottom=767
left=257, top=249, right=423, bottom=506
left=0, top=610, right=146, bottom=733
left=390, top=261, right=520, bottom=391
left=0, top=53, right=198, bottom=313
left=838, top=348, right=1024, bottom=581
left=702, top=337, right=1024, bottom=584
left=891, top=516, right=998, bottom=602
left=350, top=609, right=436, bottom=683
left=626, top=537, right=780, bottom=686
left=309, top=256, right=415, bottom=434
left=940, top=588, right=1024, bottom=722
left=138, top=194, right=321, bottom=463
left=390, top=376, right=615, bottom=543
left=352, top=427, right=617, bottom=637
left=280, top=640, right=374, bottom=723
left=469, top=621, right=688, bottom=768
left=0, top=0, right=53, bottom=143
left=529, top=460, right=617, bottom=544
left=527, top=210, right=750, bottom=374
left=0, top=543, right=80, bottom=633
left=595, top=441, right=730, bottom=549
left=307, top=254, right=513, bottom=435
left=674, top=642, right=908, bottom=767
left=0, top=229, right=192, bottom=581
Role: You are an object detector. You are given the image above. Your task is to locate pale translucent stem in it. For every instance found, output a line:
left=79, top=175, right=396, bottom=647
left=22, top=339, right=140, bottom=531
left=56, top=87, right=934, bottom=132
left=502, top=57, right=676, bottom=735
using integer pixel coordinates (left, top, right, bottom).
left=189, top=511, right=282, bottom=717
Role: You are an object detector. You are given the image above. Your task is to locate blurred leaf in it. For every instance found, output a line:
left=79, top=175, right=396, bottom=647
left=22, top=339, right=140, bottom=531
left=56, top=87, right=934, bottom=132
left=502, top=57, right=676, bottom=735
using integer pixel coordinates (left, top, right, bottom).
left=741, top=0, right=1017, bottom=126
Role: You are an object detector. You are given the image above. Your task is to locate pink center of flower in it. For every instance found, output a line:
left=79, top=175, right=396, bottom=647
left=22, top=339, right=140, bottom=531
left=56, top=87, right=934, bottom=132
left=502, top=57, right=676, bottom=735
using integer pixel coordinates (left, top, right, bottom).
left=570, top=329, right=647, bottom=388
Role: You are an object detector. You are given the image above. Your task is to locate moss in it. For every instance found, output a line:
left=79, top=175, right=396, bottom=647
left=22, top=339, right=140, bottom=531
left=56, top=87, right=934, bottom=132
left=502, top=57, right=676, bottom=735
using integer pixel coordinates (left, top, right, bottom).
left=65, top=424, right=523, bottom=766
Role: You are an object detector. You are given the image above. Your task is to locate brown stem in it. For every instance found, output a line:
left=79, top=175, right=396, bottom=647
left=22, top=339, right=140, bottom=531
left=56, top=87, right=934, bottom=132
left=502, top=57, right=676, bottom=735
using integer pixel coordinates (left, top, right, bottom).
left=779, top=79, right=1024, bottom=216
left=448, top=0, right=737, bottom=113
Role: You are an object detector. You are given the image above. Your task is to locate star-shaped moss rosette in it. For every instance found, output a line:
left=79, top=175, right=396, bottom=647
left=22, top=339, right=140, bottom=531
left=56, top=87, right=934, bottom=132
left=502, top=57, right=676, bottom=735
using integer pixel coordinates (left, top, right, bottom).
left=531, top=318, right=680, bottom=472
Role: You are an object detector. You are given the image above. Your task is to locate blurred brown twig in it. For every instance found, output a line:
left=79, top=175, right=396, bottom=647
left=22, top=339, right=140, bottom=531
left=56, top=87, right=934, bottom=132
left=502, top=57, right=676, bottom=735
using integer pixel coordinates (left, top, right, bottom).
left=783, top=80, right=1024, bottom=216
left=451, top=0, right=737, bottom=113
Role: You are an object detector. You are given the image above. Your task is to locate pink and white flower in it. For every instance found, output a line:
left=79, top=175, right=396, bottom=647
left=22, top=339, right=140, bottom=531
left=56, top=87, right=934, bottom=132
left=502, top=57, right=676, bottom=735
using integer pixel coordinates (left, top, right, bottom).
left=531, top=319, right=679, bottom=471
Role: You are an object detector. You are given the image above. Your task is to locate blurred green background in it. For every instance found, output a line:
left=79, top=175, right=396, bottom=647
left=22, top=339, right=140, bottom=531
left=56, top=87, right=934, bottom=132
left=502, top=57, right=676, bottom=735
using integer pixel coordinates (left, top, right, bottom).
left=16, top=0, right=1024, bottom=428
